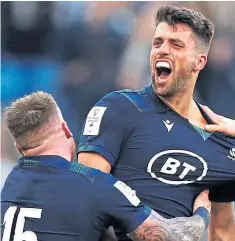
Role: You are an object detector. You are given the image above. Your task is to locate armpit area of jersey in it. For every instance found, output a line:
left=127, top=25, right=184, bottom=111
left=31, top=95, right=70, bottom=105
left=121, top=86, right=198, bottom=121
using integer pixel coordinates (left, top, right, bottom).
left=209, top=181, right=235, bottom=202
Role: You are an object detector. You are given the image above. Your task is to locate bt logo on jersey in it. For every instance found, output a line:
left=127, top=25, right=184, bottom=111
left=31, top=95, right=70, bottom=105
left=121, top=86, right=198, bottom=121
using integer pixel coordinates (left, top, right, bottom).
left=147, top=150, right=208, bottom=185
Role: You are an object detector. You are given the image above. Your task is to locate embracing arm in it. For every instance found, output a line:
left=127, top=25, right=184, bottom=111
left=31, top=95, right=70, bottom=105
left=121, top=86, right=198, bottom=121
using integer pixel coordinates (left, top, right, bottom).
left=128, top=209, right=207, bottom=241
left=128, top=210, right=181, bottom=241
left=78, top=152, right=111, bottom=173
left=79, top=153, right=209, bottom=241
left=208, top=202, right=235, bottom=241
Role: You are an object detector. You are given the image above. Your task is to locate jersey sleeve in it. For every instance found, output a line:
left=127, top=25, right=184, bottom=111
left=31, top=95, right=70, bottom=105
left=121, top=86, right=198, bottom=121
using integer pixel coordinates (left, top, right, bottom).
left=209, top=181, right=235, bottom=202
left=77, top=91, right=139, bottom=167
left=96, top=173, right=151, bottom=234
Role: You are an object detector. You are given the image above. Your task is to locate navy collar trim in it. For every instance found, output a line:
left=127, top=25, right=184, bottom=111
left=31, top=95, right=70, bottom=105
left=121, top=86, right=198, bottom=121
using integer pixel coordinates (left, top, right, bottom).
left=145, top=85, right=171, bottom=113
left=196, top=102, right=215, bottom=125
left=18, top=155, right=71, bottom=170
left=18, top=155, right=100, bottom=180
left=145, top=85, right=216, bottom=123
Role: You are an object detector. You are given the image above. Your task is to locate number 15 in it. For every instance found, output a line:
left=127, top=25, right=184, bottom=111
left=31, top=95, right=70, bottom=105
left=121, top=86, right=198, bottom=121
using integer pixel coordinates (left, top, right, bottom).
left=2, top=206, right=42, bottom=241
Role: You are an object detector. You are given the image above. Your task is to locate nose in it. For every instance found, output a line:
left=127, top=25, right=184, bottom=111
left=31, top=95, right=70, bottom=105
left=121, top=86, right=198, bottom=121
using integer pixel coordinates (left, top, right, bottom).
left=158, top=42, right=170, bottom=56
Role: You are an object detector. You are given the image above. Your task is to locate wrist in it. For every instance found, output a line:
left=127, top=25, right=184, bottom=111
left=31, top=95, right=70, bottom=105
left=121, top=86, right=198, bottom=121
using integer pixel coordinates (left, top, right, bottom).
left=194, top=207, right=210, bottom=229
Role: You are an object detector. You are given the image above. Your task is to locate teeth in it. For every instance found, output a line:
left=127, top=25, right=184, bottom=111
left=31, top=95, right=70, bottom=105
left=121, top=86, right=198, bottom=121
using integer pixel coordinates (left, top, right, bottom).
left=156, top=61, right=170, bottom=69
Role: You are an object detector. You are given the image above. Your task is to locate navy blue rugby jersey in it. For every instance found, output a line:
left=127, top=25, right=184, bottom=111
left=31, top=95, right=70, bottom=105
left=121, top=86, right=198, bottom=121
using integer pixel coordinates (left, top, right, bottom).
left=78, top=85, right=235, bottom=219
left=1, top=155, right=150, bottom=241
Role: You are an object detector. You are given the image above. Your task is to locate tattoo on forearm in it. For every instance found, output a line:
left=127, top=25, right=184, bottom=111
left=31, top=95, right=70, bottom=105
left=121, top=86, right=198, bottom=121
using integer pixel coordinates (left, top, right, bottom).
left=128, top=210, right=206, bottom=241
left=166, top=214, right=206, bottom=241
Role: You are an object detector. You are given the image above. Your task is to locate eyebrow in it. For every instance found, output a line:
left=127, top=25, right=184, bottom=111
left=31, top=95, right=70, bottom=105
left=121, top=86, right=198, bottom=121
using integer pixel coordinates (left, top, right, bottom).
left=153, top=37, right=185, bottom=44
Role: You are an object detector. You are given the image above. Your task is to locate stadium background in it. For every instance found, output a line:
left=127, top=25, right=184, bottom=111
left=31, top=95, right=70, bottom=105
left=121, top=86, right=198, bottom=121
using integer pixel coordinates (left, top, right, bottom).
left=1, top=2, right=235, bottom=240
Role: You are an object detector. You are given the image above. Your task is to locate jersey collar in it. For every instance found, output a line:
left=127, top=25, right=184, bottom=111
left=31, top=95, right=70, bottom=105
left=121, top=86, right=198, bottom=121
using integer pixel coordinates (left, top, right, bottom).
left=18, top=155, right=71, bottom=170
left=145, top=85, right=216, bottom=122
left=18, top=155, right=101, bottom=181
left=145, top=85, right=171, bottom=113
left=196, top=102, right=215, bottom=125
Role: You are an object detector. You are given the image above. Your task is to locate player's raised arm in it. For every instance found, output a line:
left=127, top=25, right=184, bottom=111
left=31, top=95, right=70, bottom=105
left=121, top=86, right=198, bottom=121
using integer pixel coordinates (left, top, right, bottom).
left=128, top=190, right=210, bottom=241
left=128, top=209, right=183, bottom=241
left=97, top=173, right=210, bottom=241
left=128, top=208, right=208, bottom=241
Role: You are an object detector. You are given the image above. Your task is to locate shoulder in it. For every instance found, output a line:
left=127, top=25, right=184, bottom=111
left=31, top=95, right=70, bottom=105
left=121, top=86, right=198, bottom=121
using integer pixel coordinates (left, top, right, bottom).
left=98, top=90, right=136, bottom=108
left=98, top=88, right=153, bottom=113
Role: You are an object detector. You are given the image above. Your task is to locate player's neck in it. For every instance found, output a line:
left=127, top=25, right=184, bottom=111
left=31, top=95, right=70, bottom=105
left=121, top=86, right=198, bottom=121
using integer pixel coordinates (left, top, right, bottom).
left=158, top=83, right=207, bottom=125
left=159, top=88, right=194, bottom=115
left=160, top=95, right=207, bottom=128
left=22, top=136, right=72, bottom=162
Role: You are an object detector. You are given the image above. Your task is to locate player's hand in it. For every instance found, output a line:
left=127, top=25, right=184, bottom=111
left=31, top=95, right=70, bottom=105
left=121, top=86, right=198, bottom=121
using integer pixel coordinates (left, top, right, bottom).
left=193, top=190, right=211, bottom=214
left=201, top=105, right=235, bottom=137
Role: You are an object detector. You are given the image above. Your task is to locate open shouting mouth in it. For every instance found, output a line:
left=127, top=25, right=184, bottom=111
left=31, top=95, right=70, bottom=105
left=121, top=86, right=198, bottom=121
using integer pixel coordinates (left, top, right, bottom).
left=156, top=61, right=172, bottom=83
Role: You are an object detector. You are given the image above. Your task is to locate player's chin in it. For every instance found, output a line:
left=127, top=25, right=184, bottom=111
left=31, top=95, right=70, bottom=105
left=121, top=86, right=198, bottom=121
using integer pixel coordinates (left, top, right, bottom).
left=154, top=81, right=174, bottom=97
left=154, top=86, right=171, bottom=97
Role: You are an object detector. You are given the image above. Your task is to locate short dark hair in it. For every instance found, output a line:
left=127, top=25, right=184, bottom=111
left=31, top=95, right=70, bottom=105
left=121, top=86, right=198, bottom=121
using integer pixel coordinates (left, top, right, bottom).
left=155, top=5, right=214, bottom=50
left=4, top=91, right=58, bottom=149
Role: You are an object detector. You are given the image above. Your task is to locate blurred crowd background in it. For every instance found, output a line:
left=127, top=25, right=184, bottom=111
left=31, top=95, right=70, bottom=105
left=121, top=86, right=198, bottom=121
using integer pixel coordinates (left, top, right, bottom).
left=1, top=2, right=235, bottom=239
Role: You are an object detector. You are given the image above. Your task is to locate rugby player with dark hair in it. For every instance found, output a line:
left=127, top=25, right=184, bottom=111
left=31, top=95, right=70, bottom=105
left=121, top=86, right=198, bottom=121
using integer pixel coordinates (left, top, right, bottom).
left=78, top=5, right=235, bottom=241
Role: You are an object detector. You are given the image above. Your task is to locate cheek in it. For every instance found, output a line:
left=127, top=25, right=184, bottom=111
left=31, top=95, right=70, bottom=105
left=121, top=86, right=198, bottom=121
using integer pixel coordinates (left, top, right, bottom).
left=150, top=47, right=157, bottom=59
left=150, top=48, right=157, bottom=68
left=175, top=54, right=191, bottom=70
left=150, top=50, right=154, bottom=70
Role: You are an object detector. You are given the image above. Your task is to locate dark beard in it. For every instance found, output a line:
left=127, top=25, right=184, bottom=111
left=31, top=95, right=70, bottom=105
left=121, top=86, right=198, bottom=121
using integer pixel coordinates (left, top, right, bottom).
left=152, top=67, right=193, bottom=97
left=152, top=76, right=175, bottom=98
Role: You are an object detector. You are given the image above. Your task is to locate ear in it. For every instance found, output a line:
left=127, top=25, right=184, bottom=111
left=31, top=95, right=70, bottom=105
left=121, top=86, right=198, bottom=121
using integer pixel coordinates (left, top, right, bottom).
left=14, top=142, right=23, bottom=155
left=193, top=54, right=207, bottom=71
left=62, top=122, right=73, bottom=138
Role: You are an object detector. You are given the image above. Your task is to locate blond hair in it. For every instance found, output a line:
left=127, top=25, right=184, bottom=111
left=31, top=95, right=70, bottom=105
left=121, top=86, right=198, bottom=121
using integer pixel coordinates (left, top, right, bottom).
left=5, top=91, right=61, bottom=150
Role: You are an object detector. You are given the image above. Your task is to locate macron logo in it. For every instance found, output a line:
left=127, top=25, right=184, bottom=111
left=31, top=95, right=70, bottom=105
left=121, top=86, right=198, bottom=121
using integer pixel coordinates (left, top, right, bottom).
left=162, top=120, right=175, bottom=132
